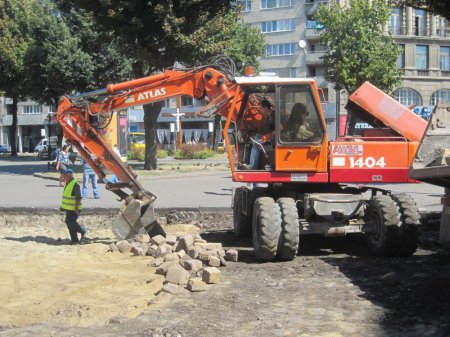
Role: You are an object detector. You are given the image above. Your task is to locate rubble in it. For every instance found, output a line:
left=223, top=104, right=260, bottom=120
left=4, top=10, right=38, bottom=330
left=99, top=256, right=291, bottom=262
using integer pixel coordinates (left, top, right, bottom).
left=187, top=278, right=207, bottom=292
left=162, top=282, right=179, bottom=295
left=225, top=249, right=238, bottom=262
left=116, top=240, right=133, bottom=253
left=202, top=267, right=221, bottom=284
left=165, top=264, right=191, bottom=286
left=109, top=229, right=238, bottom=294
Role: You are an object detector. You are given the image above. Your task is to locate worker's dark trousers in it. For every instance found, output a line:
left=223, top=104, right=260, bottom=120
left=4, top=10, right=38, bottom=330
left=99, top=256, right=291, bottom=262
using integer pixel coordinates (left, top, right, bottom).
left=65, top=210, right=86, bottom=243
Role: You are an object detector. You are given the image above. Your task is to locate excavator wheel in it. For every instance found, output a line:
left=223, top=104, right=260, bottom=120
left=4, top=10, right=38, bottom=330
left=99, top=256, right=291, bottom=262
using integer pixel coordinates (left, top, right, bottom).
left=391, top=193, right=420, bottom=256
left=252, top=197, right=281, bottom=261
left=234, top=187, right=268, bottom=238
left=233, top=187, right=252, bottom=238
left=365, top=195, right=402, bottom=256
left=277, top=198, right=300, bottom=261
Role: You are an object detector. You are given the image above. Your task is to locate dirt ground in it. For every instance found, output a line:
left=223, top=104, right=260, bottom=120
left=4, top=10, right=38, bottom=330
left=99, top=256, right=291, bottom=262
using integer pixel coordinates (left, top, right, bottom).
left=0, top=210, right=449, bottom=337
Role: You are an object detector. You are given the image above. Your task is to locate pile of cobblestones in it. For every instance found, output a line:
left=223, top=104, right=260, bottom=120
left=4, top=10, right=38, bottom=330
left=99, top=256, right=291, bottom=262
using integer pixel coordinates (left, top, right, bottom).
left=108, top=232, right=238, bottom=295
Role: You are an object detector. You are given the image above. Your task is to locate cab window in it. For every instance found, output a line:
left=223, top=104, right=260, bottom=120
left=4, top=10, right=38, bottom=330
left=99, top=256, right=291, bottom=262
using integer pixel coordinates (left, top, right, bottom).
left=278, top=85, right=324, bottom=144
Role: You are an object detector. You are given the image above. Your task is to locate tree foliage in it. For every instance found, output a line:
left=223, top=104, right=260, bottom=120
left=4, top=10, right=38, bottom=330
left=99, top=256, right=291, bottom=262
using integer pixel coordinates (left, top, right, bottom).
left=316, top=0, right=402, bottom=94
left=56, top=0, right=265, bottom=169
left=0, top=0, right=44, bottom=155
left=25, top=3, right=134, bottom=107
left=393, top=0, right=450, bottom=20
left=24, top=8, right=93, bottom=106
left=0, top=0, right=42, bottom=99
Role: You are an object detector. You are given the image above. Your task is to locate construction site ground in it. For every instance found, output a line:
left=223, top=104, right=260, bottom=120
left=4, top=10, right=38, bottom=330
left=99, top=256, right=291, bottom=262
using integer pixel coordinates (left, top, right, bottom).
left=0, top=210, right=449, bottom=337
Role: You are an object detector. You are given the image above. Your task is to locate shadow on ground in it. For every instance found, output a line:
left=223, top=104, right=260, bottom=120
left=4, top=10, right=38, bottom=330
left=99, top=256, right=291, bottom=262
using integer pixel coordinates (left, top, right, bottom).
left=4, top=235, right=113, bottom=246
left=320, top=228, right=450, bottom=336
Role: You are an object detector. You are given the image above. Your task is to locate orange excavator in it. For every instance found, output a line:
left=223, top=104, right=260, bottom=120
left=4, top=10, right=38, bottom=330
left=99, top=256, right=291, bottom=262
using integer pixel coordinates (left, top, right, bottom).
left=57, top=60, right=431, bottom=260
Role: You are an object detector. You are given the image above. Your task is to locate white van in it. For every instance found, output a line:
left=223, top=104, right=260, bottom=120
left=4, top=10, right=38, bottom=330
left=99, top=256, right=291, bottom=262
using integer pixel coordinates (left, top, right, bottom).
left=34, top=137, right=58, bottom=153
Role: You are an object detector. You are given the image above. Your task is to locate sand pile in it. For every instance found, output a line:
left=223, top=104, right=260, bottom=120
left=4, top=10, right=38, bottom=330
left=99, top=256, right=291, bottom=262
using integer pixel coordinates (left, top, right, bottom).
left=0, top=223, right=165, bottom=328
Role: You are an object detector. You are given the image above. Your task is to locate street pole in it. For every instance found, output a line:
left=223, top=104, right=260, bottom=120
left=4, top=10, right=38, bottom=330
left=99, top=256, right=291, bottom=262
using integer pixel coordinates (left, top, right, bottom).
left=47, top=114, right=52, bottom=160
left=162, top=97, right=185, bottom=151
left=176, top=96, right=182, bottom=148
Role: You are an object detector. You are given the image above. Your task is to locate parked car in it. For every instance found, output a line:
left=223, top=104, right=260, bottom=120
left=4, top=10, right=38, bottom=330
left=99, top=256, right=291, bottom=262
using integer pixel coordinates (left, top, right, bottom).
left=0, top=144, right=11, bottom=153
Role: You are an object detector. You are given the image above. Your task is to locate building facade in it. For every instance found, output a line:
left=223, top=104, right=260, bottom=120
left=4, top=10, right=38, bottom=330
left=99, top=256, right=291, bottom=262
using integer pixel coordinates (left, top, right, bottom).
left=0, top=99, right=55, bottom=152
left=239, top=0, right=450, bottom=118
left=389, top=6, right=450, bottom=111
left=0, top=95, right=216, bottom=153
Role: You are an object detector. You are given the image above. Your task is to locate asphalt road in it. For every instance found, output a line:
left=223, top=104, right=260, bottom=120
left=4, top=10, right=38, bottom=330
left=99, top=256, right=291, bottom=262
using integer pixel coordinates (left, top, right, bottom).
left=0, top=155, right=444, bottom=213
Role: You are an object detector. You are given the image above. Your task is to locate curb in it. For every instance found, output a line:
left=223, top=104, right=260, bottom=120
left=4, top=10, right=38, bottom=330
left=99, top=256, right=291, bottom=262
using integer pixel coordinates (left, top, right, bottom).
left=33, top=169, right=232, bottom=182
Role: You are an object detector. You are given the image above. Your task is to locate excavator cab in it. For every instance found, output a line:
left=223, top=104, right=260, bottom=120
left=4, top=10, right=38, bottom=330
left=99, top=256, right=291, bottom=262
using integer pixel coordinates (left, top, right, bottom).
left=225, top=78, right=328, bottom=181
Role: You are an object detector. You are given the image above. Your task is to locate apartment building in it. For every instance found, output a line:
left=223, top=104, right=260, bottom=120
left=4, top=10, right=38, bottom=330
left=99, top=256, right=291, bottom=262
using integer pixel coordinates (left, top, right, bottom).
left=240, top=0, right=338, bottom=139
left=239, top=0, right=450, bottom=117
left=0, top=99, right=55, bottom=153
left=389, top=6, right=450, bottom=109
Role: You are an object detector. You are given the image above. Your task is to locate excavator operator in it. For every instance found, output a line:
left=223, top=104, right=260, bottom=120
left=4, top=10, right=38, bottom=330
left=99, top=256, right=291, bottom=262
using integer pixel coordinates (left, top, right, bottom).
left=241, top=98, right=275, bottom=170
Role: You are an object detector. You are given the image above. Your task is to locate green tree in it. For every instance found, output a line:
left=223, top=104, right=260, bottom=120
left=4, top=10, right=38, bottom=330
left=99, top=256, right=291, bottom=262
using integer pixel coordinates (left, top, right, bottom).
left=25, top=3, right=134, bottom=108
left=394, top=0, right=449, bottom=20
left=24, top=8, right=94, bottom=108
left=316, top=0, right=402, bottom=94
left=56, top=0, right=265, bottom=169
left=23, top=2, right=133, bottom=147
left=0, top=0, right=43, bottom=155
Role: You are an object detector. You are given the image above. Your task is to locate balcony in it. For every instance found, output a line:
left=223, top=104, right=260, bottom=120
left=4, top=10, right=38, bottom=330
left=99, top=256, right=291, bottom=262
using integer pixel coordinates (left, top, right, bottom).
left=417, top=70, right=429, bottom=76
left=436, top=29, right=450, bottom=38
left=305, top=1, right=328, bottom=17
left=305, top=51, right=325, bottom=65
left=412, top=26, right=429, bottom=37
left=305, top=28, right=321, bottom=40
left=388, top=25, right=406, bottom=36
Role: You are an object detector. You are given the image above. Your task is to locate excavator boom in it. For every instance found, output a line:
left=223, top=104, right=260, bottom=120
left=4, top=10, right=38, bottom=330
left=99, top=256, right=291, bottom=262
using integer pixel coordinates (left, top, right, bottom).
left=57, top=65, right=241, bottom=239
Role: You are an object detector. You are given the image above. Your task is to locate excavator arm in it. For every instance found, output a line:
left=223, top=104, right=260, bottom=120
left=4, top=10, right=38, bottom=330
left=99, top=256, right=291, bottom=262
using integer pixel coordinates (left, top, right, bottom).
left=57, top=65, right=241, bottom=239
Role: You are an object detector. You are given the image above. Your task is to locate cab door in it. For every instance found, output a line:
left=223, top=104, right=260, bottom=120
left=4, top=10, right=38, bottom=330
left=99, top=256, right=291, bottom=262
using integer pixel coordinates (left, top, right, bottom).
left=275, top=84, right=328, bottom=172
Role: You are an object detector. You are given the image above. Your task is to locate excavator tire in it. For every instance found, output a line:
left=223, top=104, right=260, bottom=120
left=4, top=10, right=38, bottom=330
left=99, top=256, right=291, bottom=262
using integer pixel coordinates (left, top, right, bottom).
left=252, top=197, right=281, bottom=261
left=391, top=193, right=420, bottom=256
left=365, top=195, right=402, bottom=256
left=233, top=187, right=268, bottom=238
left=233, top=187, right=252, bottom=238
left=277, top=198, right=300, bottom=260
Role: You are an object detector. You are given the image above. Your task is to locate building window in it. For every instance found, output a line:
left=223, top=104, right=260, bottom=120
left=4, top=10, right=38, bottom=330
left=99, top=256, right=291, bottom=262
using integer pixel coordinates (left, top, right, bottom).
left=265, top=43, right=297, bottom=56
left=181, top=96, right=193, bottom=107
left=239, top=0, right=252, bottom=12
left=261, top=0, right=295, bottom=10
left=393, top=88, right=423, bottom=106
left=414, top=9, right=427, bottom=36
left=261, top=19, right=295, bottom=33
left=390, top=7, right=402, bottom=35
left=306, top=19, right=323, bottom=29
left=416, top=45, right=428, bottom=70
left=397, top=44, right=405, bottom=69
left=437, top=18, right=449, bottom=37
left=440, top=46, right=450, bottom=71
left=430, top=89, right=450, bottom=105
left=22, top=105, right=43, bottom=114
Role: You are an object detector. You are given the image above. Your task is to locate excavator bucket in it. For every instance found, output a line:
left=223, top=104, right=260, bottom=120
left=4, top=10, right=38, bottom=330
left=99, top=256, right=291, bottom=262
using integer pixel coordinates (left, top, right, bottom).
left=112, top=199, right=166, bottom=240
